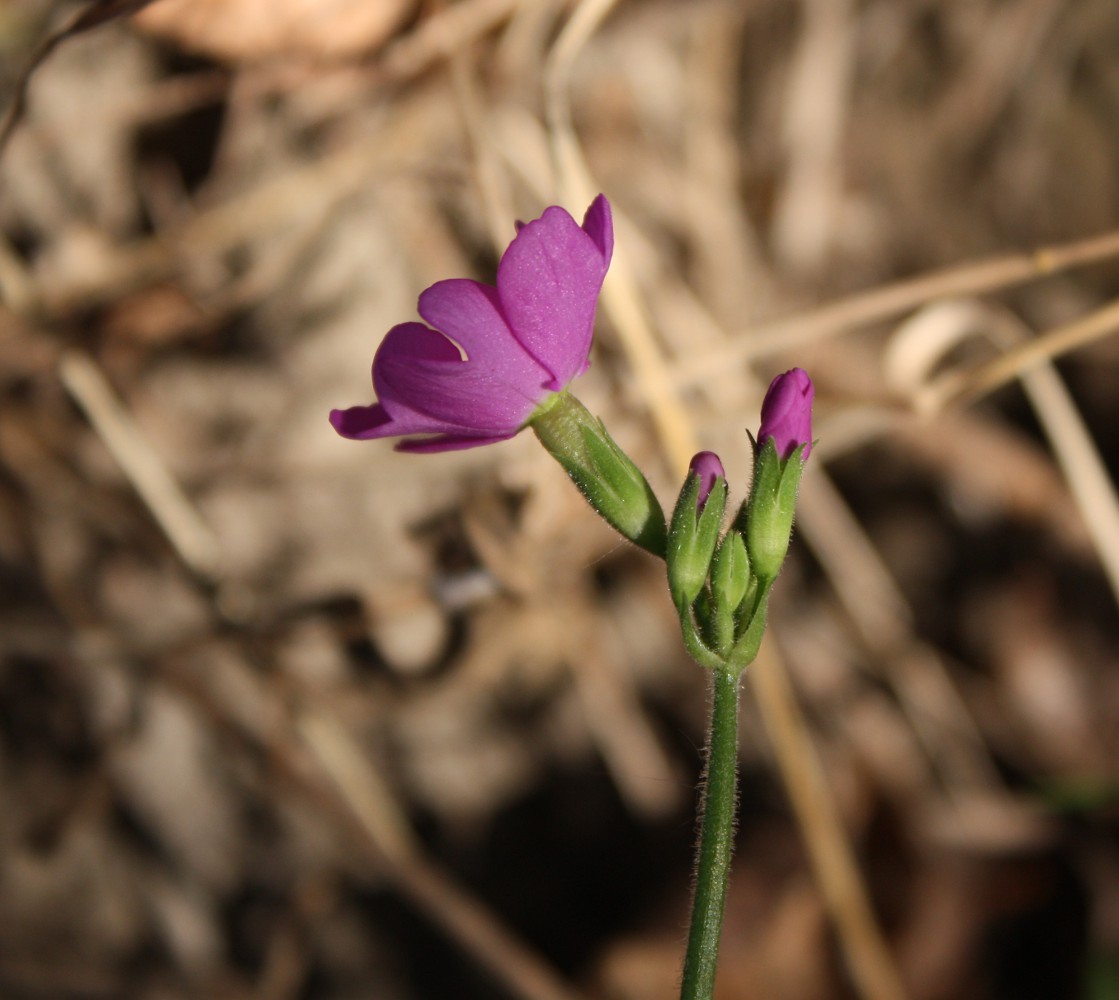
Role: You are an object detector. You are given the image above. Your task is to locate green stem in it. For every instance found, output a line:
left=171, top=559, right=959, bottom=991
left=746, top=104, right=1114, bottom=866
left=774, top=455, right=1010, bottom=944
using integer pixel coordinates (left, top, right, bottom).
left=680, top=666, right=741, bottom=1000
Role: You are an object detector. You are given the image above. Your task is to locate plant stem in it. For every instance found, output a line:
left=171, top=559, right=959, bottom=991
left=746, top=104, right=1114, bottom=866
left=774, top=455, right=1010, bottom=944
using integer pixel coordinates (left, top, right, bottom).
left=680, top=666, right=741, bottom=1000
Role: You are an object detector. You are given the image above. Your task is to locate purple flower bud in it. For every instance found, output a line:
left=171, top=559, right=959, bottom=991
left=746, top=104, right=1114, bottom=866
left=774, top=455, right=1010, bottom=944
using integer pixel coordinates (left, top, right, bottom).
left=688, top=451, right=725, bottom=512
left=758, top=368, right=814, bottom=460
left=330, top=196, right=613, bottom=452
left=668, top=451, right=727, bottom=609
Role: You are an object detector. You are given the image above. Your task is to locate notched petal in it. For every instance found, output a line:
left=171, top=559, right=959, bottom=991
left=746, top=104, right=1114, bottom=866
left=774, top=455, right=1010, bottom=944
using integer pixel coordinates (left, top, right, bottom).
left=581, top=194, right=614, bottom=264
left=497, top=202, right=609, bottom=389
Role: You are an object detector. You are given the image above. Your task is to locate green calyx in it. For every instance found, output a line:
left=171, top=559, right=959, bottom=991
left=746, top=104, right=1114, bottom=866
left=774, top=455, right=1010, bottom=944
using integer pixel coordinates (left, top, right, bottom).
left=667, top=470, right=727, bottom=610
left=738, top=437, right=807, bottom=585
left=529, top=391, right=667, bottom=557
left=670, top=482, right=771, bottom=672
left=710, top=532, right=749, bottom=617
left=673, top=435, right=808, bottom=673
left=531, top=394, right=805, bottom=678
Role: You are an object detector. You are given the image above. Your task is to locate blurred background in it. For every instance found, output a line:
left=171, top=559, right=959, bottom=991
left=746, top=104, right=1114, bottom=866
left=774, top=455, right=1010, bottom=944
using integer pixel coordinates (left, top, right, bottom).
left=1, top=1, right=1118, bottom=998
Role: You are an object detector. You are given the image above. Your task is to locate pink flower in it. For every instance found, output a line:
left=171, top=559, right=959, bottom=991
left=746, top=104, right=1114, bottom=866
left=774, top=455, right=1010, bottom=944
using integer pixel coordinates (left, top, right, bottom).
left=758, top=368, right=814, bottom=460
left=330, top=196, right=613, bottom=452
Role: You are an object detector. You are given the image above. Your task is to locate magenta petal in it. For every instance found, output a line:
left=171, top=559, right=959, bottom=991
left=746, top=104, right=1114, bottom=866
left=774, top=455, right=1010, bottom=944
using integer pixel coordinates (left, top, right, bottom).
left=418, top=279, right=552, bottom=399
left=758, top=368, right=814, bottom=459
left=395, top=430, right=519, bottom=453
left=688, top=451, right=725, bottom=512
left=330, top=403, right=392, bottom=440
left=331, top=402, right=518, bottom=450
left=581, top=194, right=613, bottom=262
left=329, top=396, right=480, bottom=443
left=374, top=322, right=538, bottom=432
left=497, top=201, right=612, bottom=390
left=376, top=321, right=461, bottom=364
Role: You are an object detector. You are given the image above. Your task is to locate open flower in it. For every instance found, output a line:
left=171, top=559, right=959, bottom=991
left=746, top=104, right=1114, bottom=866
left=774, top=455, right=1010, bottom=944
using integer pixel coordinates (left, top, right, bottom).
left=757, top=368, right=814, bottom=460
left=330, top=196, right=613, bottom=452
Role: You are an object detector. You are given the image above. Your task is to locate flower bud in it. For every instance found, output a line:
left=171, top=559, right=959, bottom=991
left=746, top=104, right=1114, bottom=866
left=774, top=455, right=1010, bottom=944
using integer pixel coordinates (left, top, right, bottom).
left=758, top=368, right=814, bottom=459
left=689, top=451, right=724, bottom=514
left=667, top=452, right=727, bottom=609
left=742, top=369, right=814, bottom=582
left=710, top=531, right=750, bottom=618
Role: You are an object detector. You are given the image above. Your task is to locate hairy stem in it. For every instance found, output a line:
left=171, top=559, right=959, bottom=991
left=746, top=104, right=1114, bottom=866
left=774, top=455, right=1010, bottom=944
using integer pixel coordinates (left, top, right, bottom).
left=680, top=666, right=740, bottom=1000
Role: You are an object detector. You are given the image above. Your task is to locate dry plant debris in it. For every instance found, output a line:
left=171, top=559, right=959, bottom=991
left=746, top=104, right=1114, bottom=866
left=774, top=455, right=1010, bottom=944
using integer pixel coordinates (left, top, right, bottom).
left=1, top=1, right=1117, bottom=999
left=132, top=0, right=415, bottom=61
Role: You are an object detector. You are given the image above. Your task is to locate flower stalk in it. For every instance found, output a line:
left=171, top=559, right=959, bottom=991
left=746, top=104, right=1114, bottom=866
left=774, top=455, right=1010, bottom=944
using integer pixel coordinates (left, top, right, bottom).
left=669, top=371, right=814, bottom=1000
left=680, top=666, right=741, bottom=1000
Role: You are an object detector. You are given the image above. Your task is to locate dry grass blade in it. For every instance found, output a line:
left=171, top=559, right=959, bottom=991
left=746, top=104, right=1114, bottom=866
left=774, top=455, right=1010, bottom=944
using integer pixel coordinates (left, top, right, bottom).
left=0, top=0, right=161, bottom=158
left=675, top=230, right=1119, bottom=385
left=380, top=0, right=524, bottom=80
left=58, top=350, right=223, bottom=580
left=298, top=711, right=418, bottom=864
left=1019, top=352, right=1119, bottom=605
left=896, top=301, right=1119, bottom=604
left=922, top=295, right=1119, bottom=412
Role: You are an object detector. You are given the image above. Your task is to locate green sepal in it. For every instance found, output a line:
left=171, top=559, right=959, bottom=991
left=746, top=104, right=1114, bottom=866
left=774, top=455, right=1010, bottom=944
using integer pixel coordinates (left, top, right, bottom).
left=740, top=437, right=807, bottom=584
left=667, top=472, right=727, bottom=610
left=702, top=532, right=744, bottom=656
left=727, top=580, right=773, bottom=668
left=530, top=392, right=667, bottom=557
left=675, top=600, right=725, bottom=671
left=711, top=531, right=749, bottom=617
